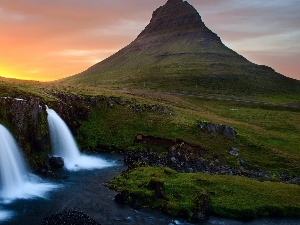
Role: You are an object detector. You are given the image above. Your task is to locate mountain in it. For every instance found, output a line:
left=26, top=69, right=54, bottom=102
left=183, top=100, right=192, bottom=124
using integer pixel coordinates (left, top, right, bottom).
left=61, top=0, right=300, bottom=96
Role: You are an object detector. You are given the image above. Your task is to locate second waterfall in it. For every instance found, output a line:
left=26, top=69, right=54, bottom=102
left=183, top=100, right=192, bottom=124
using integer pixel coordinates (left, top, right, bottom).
left=46, top=107, right=113, bottom=170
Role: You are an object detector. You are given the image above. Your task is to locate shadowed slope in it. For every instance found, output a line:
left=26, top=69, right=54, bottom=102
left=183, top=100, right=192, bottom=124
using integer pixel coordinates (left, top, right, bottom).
left=61, top=0, right=300, bottom=97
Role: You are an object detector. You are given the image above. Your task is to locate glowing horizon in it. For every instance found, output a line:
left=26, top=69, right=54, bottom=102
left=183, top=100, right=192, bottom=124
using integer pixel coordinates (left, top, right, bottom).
left=0, top=0, right=299, bottom=82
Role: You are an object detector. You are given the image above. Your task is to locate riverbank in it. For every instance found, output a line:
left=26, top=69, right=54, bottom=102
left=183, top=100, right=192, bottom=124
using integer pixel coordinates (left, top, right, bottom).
left=109, top=166, right=300, bottom=222
left=0, top=153, right=298, bottom=225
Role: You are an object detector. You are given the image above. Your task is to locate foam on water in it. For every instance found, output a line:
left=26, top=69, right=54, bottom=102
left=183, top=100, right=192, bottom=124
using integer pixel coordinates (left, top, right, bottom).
left=0, top=175, right=59, bottom=204
left=64, top=154, right=114, bottom=171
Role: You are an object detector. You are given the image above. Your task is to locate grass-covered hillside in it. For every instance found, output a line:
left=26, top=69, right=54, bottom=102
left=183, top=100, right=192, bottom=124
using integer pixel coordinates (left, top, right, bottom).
left=75, top=89, right=300, bottom=176
left=109, top=167, right=300, bottom=220
left=0, top=0, right=299, bottom=221
left=0, top=77, right=300, bottom=220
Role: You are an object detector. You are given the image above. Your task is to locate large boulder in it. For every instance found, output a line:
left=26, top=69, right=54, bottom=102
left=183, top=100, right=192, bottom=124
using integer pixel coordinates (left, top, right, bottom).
left=196, top=121, right=237, bottom=140
left=221, top=125, right=237, bottom=140
left=49, top=156, right=64, bottom=169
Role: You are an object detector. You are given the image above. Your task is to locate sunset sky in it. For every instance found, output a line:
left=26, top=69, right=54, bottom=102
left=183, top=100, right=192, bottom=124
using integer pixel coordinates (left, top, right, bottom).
left=0, top=0, right=299, bottom=81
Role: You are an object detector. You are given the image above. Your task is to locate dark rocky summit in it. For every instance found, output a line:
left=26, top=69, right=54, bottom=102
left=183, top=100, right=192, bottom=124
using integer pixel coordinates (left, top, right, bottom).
left=137, top=0, right=220, bottom=43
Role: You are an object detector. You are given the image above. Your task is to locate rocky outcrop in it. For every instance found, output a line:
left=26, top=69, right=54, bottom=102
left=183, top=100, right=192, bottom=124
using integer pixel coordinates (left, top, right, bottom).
left=0, top=96, right=49, bottom=155
left=137, top=0, right=220, bottom=43
left=196, top=121, right=237, bottom=140
left=128, top=135, right=272, bottom=180
left=0, top=92, right=91, bottom=170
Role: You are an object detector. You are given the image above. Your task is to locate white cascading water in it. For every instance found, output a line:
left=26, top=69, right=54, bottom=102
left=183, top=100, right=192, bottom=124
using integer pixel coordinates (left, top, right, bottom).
left=46, top=106, right=113, bottom=171
left=0, top=124, right=58, bottom=205
left=0, top=125, right=28, bottom=199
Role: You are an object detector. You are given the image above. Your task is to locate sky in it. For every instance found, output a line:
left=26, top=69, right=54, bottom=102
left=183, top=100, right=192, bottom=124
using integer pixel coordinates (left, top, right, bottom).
left=0, top=0, right=299, bottom=81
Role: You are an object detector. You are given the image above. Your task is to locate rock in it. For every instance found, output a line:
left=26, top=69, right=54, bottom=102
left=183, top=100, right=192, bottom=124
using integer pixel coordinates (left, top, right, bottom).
left=49, top=156, right=64, bottom=169
left=171, top=156, right=177, bottom=163
left=238, top=158, right=245, bottom=166
left=136, top=134, right=143, bottom=141
left=207, top=123, right=220, bottom=133
left=40, top=209, right=101, bottom=225
left=115, top=193, right=127, bottom=204
left=196, top=121, right=237, bottom=139
left=138, top=0, right=220, bottom=44
left=222, top=125, right=237, bottom=140
left=124, top=138, right=277, bottom=181
left=104, top=97, right=114, bottom=108
left=229, top=147, right=239, bottom=156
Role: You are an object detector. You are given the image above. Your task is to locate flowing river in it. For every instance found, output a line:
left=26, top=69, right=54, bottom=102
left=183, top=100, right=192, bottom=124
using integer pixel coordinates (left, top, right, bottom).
left=0, top=154, right=299, bottom=225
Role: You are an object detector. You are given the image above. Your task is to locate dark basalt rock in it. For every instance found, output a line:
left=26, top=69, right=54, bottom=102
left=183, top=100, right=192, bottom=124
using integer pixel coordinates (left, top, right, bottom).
left=49, top=156, right=64, bottom=169
left=114, top=192, right=127, bottom=204
left=40, top=209, right=101, bottom=225
left=127, top=135, right=274, bottom=181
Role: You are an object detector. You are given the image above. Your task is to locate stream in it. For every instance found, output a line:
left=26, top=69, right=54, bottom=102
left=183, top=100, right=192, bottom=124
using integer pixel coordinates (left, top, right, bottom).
left=0, top=154, right=299, bottom=225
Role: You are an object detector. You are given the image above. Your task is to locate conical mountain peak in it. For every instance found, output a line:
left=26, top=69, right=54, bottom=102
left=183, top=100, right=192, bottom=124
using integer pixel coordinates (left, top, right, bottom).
left=62, top=0, right=300, bottom=96
left=166, top=0, right=182, bottom=5
left=137, top=0, right=209, bottom=39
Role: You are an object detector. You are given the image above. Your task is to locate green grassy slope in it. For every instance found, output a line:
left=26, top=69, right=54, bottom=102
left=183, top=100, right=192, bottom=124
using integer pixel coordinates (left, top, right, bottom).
left=61, top=31, right=300, bottom=97
left=75, top=90, right=300, bottom=176
left=110, top=167, right=300, bottom=220
left=0, top=78, right=299, bottom=220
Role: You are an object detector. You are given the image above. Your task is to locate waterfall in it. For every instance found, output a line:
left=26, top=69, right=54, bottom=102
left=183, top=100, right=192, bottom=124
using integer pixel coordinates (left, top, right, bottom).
left=46, top=107, right=81, bottom=164
left=0, top=124, right=58, bottom=202
left=46, top=107, right=113, bottom=171
left=0, top=124, right=28, bottom=198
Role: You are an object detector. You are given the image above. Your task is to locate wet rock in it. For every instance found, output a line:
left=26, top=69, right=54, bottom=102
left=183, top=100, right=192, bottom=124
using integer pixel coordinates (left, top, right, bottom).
left=40, top=209, right=101, bottom=225
left=49, top=156, right=64, bottom=169
left=115, top=193, right=127, bottom=204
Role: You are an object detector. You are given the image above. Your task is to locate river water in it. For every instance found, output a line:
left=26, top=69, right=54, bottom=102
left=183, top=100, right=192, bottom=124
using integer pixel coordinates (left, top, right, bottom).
left=0, top=154, right=299, bottom=225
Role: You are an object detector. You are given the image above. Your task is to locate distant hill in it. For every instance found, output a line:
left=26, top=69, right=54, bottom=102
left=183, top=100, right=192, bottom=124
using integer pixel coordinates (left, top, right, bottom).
left=61, top=0, right=300, bottom=97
